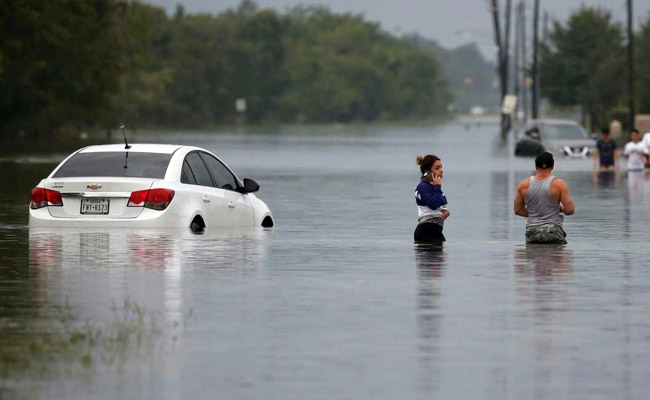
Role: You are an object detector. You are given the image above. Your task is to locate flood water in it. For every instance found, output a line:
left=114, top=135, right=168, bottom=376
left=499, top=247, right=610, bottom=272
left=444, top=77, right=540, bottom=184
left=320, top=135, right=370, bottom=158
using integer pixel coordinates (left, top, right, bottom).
left=2, top=120, right=650, bottom=399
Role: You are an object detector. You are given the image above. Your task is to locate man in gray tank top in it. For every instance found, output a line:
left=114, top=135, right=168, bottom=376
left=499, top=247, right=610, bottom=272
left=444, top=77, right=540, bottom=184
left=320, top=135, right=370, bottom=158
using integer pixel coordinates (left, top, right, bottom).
left=514, top=152, right=575, bottom=244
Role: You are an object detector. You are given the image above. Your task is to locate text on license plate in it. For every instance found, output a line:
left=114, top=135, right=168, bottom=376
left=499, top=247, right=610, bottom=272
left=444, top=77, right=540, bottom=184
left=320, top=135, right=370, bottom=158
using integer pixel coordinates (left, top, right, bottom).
left=80, top=198, right=110, bottom=215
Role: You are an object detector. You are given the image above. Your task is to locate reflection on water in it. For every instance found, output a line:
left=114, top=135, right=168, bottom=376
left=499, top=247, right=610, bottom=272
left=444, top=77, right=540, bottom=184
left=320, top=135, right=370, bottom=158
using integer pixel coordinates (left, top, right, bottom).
left=3, top=122, right=650, bottom=398
left=593, top=170, right=619, bottom=187
left=490, top=171, right=515, bottom=240
left=513, top=245, right=573, bottom=280
left=28, top=227, right=269, bottom=320
left=1, top=227, right=270, bottom=390
left=415, top=244, right=445, bottom=394
left=513, top=245, right=574, bottom=399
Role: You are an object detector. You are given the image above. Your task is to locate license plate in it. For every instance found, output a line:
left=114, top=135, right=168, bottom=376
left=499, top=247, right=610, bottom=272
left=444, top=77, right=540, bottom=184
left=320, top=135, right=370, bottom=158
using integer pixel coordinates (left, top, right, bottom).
left=80, top=198, right=110, bottom=215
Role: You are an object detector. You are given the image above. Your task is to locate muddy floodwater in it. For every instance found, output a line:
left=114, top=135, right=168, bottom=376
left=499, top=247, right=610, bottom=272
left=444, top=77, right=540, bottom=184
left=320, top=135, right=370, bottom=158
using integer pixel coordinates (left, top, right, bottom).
left=2, top=120, right=650, bottom=399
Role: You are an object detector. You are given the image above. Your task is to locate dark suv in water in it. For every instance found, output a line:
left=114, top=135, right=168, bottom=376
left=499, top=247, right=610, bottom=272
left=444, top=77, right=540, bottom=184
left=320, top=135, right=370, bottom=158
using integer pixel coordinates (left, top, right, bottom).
left=514, top=119, right=596, bottom=157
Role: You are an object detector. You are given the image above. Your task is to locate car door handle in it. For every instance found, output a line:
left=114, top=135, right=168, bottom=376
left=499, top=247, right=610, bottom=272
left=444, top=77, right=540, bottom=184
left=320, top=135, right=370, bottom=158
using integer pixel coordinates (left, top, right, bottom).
left=202, top=196, right=211, bottom=203
left=228, top=202, right=235, bottom=209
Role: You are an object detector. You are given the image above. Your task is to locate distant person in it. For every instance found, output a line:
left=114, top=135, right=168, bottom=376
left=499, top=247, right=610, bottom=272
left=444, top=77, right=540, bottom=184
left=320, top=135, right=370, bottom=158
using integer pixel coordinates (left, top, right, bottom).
left=641, top=131, right=650, bottom=167
left=514, top=152, right=575, bottom=244
left=623, top=129, right=648, bottom=171
left=593, top=127, right=618, bottom=170
left=414, top=154, right=450, bottom=243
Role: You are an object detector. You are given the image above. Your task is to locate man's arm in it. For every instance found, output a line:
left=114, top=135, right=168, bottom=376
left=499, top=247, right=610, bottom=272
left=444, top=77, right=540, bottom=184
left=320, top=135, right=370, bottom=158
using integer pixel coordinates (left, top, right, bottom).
left=593, top=147, right=600, bottom=167
left=624, top=144, right=631, bottom=156
left=556, top=179, right=575, bottom=215
left=513, top=180, right=528, bottom=217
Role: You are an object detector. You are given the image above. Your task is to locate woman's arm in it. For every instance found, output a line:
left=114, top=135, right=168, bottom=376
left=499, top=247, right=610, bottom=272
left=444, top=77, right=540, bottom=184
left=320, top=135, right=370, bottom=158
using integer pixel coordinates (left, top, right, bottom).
left=420, top=184, right=447, bottom=210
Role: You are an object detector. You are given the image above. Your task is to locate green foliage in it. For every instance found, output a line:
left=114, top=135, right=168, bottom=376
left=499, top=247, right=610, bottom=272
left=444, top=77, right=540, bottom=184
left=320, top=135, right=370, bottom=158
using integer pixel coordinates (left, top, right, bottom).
left=277, top=7, right=450, bottom=122
left=636, top=13, right=650, bottom=115
left=0, top=0, right=451, bottom=137
left=540, top=7, right=625, bottom=129
left=0, top=0, right=123, bottom=137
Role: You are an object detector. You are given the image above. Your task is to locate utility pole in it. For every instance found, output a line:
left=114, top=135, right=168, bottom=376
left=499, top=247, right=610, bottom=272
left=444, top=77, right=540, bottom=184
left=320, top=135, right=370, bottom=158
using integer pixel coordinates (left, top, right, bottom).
left=532, top=0, right=540, bottom=119
left=491, top=0, right=503, bottom=97
left=490, top=0, right=513, bottom=138
left=628, top=0, right=635, bottom=129
left=502, top=0, right=512, bottom=138
left=490, top=0, right=505, bottom=136
left=521, top=1, right=528, bottom=122
left=513, top=1, right=521, bottom=120
left=503, top=0, right=512, bottom=99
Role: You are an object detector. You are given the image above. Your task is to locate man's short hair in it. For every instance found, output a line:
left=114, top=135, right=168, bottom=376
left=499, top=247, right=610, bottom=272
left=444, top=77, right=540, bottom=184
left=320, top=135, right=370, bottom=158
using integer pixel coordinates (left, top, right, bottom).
left=601, top=127, right=610, bottom=134
left=535, top=151, right=554, bottom=169
left=631, top=128, right=640, bottom=135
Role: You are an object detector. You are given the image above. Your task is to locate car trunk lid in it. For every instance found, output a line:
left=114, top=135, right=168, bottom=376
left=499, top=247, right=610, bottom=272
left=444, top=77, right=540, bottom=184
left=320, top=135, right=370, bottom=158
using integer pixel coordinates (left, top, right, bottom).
left=43, top=178, right=156, bottom=218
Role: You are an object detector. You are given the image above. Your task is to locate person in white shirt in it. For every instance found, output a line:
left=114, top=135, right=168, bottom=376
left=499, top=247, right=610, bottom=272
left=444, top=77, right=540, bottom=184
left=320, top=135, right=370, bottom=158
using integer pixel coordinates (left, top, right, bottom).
left=623, top=129, right=648, bottom=171
left=642, top=131, right=650, bottom=167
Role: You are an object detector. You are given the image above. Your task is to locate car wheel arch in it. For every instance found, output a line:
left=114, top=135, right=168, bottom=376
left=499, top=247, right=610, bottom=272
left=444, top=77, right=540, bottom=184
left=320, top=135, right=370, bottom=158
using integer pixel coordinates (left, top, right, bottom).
left=261, top=215, right=274, bottom=228
left=189, top=212, right=206, bottom=231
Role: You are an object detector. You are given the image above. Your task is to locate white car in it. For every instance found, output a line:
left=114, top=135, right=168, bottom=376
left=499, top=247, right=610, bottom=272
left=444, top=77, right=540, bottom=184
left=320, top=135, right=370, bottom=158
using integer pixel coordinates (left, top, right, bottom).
left=29, top=144, right=274, bottom=230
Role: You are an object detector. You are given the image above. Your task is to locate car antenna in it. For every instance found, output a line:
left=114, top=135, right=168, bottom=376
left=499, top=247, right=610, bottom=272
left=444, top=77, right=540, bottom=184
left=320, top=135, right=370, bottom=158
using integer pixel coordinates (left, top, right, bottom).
left=120, top=123, right=131, bottom=149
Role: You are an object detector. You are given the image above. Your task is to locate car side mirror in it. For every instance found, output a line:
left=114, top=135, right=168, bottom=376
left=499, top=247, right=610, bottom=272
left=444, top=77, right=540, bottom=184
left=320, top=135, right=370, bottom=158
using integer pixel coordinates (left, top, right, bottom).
left=590, top=133, right=599, bottom=140
left=240, top=178, right=259, bottom=194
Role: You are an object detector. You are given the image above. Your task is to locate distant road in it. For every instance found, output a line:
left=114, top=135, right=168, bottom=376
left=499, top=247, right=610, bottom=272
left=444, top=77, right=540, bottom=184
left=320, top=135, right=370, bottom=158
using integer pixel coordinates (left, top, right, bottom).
left=455, top=114, right=500, bottom=124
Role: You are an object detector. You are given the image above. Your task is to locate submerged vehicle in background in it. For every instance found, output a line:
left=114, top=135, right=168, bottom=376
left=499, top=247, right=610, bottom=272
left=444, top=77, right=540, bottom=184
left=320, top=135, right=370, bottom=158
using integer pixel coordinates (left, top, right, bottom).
left=29, top=144, right=274, bottom=231
left=514, top=119, right=596, bottom=157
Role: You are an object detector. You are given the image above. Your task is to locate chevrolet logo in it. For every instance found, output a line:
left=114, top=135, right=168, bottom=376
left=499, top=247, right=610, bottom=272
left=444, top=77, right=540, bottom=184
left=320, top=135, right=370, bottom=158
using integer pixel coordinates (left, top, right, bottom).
left=87, top=183, right=102, bottom=190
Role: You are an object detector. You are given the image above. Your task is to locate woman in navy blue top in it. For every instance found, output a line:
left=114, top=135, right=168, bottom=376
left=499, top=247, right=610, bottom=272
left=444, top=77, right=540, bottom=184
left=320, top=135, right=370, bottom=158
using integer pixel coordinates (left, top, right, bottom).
left=414, top=154, right=450, bottom=243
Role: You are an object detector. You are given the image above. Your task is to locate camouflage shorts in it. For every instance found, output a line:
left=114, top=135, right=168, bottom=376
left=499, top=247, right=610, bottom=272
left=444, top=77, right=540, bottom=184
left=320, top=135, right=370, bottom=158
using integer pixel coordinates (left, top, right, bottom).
left=525, top=223, right=567, bottom=244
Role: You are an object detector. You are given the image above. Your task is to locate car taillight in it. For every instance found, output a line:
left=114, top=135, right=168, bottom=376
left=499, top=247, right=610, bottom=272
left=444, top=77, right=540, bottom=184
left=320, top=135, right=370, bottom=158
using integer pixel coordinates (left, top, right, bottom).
left=128, top=190, right=149, bottom=207
left=128, top=189, right=174, bottom=211
left=30, top=188, right=63, bottom=209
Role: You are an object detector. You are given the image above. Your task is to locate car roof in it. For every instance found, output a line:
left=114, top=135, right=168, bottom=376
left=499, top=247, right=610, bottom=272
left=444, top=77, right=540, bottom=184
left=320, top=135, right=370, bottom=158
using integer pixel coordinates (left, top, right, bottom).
left=79, top=144, right=184, bottom=154
left=529, top=119, right=581, bottom=126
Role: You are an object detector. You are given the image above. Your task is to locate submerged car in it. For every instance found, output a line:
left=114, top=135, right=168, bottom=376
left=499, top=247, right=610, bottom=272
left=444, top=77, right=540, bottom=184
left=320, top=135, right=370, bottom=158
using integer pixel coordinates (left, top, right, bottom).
left=514, top=119, right=596, bottom=157
left=29, top=144, right=274, bottom=230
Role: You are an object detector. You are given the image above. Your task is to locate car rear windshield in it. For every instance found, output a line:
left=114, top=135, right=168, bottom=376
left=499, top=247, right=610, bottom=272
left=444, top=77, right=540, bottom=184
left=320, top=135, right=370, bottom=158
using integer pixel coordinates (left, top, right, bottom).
left=52, top=152, right=172, bottom=179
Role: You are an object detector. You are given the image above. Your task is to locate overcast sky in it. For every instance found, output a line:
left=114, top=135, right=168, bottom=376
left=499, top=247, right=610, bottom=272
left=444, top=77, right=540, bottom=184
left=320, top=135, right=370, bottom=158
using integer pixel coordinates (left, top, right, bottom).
left=145, top=0, right=650, bottom=60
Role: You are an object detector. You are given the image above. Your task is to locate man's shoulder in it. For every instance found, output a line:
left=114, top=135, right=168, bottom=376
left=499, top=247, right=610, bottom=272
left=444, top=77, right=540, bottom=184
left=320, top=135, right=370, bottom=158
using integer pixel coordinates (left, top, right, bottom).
left=551, top=177, right=568, bottom=189
left=517, top=177, right=530, bottom=189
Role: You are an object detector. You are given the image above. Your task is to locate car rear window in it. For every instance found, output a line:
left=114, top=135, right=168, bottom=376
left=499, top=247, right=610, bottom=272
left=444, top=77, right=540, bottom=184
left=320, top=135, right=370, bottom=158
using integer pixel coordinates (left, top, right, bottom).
left=52, top=152, right=172, bottom=179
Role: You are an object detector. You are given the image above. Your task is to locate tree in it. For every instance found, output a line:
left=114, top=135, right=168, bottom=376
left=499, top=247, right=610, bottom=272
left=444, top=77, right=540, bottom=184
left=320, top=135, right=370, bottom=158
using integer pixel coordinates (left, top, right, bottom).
left=0, top=0, right=452, bottom=137
left=0, top=0, right=123, bottom=138
left=635, top=13, right=650, bottom=114
left=540, top=7, right=625, bottom=129
left=104, top=2, right=173, bottom=128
